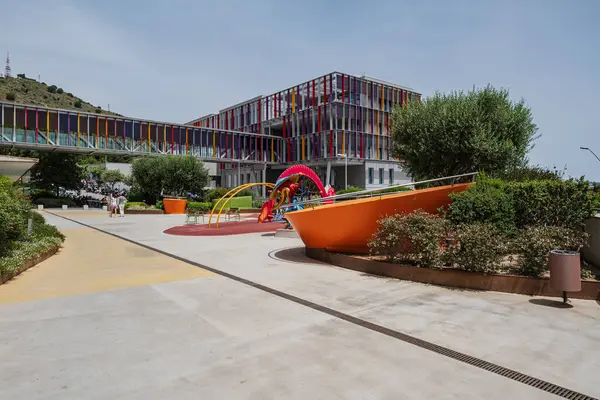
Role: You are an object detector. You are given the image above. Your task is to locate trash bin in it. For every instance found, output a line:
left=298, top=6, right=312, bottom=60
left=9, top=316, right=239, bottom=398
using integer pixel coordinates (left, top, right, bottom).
left=549, top=250, right=581, bottom=302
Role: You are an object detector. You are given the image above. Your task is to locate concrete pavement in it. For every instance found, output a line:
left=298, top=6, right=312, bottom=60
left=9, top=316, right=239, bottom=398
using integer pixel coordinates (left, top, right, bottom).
left=0, top=209, right=598, bottom=399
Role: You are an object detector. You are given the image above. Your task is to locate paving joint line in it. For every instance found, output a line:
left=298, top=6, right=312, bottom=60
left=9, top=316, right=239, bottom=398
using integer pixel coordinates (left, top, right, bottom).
left=44, top=211, right=598, bottom=400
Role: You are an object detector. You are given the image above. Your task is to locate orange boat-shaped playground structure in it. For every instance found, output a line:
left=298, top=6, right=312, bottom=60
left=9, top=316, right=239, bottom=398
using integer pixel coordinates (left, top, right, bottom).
left=284, top=182, right=472, bottom=254
left=207, top=166, right=475, bottom=253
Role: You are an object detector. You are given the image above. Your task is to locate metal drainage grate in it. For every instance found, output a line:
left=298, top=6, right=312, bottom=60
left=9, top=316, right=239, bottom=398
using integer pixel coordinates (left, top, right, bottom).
left=47, top=211, right=599, bottom=400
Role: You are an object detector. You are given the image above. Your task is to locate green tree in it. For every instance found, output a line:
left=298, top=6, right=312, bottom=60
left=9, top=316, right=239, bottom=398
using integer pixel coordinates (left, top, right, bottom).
left=101, top=169, right=127, bottom=191
left=30, top=153, right=84, bottom=196
left=391, top=85, right=538, bottom=180
left=131, top=156, right=209, bottom=204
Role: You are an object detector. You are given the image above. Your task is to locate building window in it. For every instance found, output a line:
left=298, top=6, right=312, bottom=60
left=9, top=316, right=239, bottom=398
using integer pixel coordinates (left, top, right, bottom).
left=368, top=168, right=374, bottom=184
left=246, top=173, right=251, bottom=184
left=379, top=168, right=384, bottom=184
left=389, top=168, right=394, bottom=184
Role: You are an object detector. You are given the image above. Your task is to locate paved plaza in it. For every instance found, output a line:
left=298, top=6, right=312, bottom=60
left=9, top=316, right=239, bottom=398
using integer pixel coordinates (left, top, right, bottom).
left=0, top=209, right=598, bottom=399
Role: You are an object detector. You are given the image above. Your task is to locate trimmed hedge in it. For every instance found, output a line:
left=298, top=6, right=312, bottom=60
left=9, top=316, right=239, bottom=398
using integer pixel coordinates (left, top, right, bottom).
left=337, top=186, right=362, bottom=195
left=210, top=195, right=252, bottom=210
left=33, top=197, right=77, bottom=208
left=124, top=201, right=149, bottom=210
left=448, top=179, right=515, bottom=234
left=448, top=176, right=596, bottom=231
left=187, top=202, right=212, bottom=211
left=507, top=178, right=594, bottom=230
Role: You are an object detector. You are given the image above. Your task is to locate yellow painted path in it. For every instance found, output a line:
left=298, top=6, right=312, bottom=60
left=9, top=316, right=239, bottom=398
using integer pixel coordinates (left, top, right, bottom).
left=0, top=226, right=213, bottom=305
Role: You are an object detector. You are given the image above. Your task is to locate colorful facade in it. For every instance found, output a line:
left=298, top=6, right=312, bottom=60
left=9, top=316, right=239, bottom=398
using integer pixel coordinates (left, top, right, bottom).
left=188, top=72, right=421, bottom=188
left=0, top=101, right=278, bottom=164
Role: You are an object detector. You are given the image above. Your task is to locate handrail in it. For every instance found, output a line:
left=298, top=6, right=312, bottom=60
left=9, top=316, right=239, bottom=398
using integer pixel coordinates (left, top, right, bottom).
left=278, top=172, right=478, bottom=210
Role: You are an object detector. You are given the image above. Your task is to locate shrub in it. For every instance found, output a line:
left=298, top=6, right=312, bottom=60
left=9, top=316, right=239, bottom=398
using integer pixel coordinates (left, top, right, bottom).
left=30, top=211, right=45, bottom=225
left=447, top=179, right=515, bottom=233
left=448, top=223, right=505, bottom=274
left=47, top=85, right=57, bottom=93
left=5, top=92, right=15, bottom=101
left=204, top=187, right=230, bottom=202
left=497, top=165, right=565, bottom=182
left=337, top=186, right=362, bottom=195
left=32, top=197, right=77, bottom=208
left=507, top=178, right=595, bottom=230
left=67, top=92, right=74, bottom=98
left=56, top=88, right=64, bottom=94
left=31, top=222, right=65, bottom=241
left=378, top=185, right=412, bottom=194
left=187, top=202, right=212, bottom=211
left=0, top=236, right=63, bottom=278
left=0, top=190, right=30, bottom=256
left=94, top=108, right=102, bottom=114
left=17, top=73, right=25, bottom=79
left=252, top=200, right=264, bottom=208
left=513, top=226, right=588, bottom=278
left=155, top=200, right=164, bottom=210
left=74, top=99, right=82, bottom=108
left=124, top=201, right=149, bottom=210
left=368, top=210, right=447, bottom=267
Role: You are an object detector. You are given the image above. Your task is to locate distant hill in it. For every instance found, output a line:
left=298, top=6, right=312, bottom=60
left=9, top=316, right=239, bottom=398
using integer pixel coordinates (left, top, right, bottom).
left=0, top=74, right=119, bottom=116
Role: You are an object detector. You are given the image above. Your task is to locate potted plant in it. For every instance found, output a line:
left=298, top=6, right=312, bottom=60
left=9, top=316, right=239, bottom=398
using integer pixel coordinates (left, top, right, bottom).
left=161, top=156, right=209, bottom=214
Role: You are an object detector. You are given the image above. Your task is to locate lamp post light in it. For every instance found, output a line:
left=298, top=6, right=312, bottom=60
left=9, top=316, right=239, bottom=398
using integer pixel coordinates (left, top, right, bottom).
left=580, top=147, right=600, bottom=163
left=337, top=153, right=348, bottom=190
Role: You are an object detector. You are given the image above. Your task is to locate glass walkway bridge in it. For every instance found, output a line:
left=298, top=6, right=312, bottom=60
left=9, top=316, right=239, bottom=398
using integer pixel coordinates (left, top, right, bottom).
left=0, top=101, right=282, bottom=165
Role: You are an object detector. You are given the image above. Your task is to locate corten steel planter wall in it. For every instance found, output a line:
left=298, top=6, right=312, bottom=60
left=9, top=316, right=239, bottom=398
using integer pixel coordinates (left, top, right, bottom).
left=0, top=246, right=60, bottom=284
left=125, top=209, right=164, bottom=215
left=163, top=198, right=187, bottom=214
left=306, top=248, right=600, bottom=301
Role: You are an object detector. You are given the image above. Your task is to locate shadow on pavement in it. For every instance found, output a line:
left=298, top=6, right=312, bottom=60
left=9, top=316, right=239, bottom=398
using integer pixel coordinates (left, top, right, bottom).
left=529, top=298, right=574, bottom=309
left=269, top=246, right=330, bottom=265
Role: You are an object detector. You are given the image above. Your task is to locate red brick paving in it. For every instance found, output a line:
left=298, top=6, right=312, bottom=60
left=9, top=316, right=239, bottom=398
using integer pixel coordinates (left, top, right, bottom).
left=164, top=220, right=285, bottom=236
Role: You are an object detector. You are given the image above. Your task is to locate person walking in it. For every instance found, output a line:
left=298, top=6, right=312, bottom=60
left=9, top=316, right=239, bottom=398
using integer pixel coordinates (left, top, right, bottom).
left=118, top=193, right=127, bottom=217
left=109, top=194, right=117, bottom=218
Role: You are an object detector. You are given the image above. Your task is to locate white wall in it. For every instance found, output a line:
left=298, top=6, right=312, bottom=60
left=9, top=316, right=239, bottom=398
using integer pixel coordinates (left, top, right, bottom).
left=364, top=161, right=411, bottom=189
left=104, top=162, right=132, bottom=176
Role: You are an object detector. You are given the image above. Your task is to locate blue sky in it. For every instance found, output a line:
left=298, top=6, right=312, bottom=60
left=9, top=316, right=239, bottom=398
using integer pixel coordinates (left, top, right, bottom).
left=1, top=0, right=599, bottom=180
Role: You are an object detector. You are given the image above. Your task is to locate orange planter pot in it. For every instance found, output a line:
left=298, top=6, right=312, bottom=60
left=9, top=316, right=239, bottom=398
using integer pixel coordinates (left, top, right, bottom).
left=163, top=198, right=187, bottom=214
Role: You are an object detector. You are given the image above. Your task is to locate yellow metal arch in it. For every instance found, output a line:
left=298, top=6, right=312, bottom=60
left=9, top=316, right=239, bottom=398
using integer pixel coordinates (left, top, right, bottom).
left=208, top=183, right=253, bottom=226
left=208, top=182, right=274, bottom=228
left=214, top=183, right=274, bottom=228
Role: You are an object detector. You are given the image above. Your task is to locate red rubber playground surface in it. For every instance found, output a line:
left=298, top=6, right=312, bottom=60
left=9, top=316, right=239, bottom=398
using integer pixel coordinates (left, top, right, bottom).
left=164, top=220, right=286, bottom=236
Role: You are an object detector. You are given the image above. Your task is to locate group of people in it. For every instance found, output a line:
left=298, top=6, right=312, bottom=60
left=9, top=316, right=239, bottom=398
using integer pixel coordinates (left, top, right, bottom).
left=107, top=193, right=127, bottom=218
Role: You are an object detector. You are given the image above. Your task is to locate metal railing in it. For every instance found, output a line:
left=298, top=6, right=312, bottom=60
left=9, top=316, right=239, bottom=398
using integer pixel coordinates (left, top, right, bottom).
left=278, top=172, right=478, bottom=210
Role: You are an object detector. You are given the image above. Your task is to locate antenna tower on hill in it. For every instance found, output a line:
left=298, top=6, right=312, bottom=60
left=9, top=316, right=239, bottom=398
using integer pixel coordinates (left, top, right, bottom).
left=4, top=52, right=11, bottom=78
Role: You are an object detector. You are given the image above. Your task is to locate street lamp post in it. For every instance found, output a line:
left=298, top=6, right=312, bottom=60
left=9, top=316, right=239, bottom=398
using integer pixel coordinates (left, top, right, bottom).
left=337, top=153, right=348, bottom=190
left=580, top=147, right=600, bottom=163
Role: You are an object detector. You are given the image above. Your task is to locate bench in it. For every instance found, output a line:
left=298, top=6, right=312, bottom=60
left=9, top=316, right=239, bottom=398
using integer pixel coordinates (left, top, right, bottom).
left=226, top=207, right=241, bottom=221
left=185, top=209, right=205, bottom=224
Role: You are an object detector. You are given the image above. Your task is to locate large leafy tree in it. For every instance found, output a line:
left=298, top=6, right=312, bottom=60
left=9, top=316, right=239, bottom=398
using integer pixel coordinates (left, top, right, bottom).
left=30, top=152, right=84, bottom=196
left=391, top=85, right=539, bottom=180
left=131, top=156, right=209, bottom=203
left=101, top=169, right=127, bottom=191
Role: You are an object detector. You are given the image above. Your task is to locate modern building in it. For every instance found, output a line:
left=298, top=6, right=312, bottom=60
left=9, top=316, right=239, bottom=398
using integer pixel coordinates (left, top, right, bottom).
left=187, top=72, right=421, bottom=191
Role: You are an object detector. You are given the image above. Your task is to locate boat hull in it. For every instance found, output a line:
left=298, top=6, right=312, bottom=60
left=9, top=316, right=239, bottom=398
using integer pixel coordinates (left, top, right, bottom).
left=285, top=183, right=472, bottom=254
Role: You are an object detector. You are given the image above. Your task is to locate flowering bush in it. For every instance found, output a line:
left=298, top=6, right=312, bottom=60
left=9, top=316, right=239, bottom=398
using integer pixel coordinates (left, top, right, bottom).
left=368, top=210, right=448, bottom=267
left=512, top=226, right=588, bottom=277
left=447, top=223, right=506, bottom=274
